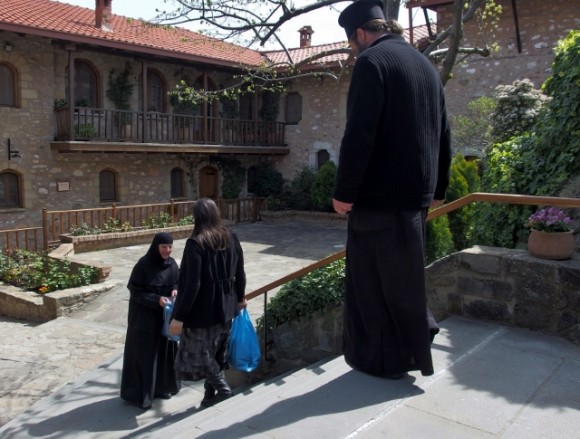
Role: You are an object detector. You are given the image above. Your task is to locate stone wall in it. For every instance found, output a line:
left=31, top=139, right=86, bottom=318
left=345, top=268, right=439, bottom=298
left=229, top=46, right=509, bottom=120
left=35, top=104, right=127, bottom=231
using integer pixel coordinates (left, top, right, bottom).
left=0, top=31, right=252, bottom=229
left=439, top=0, right=580, bottom=116
left=275, top=74, right=350, bottom=181
left=263, top=246, right=579, bottom=379
left=426, top=246, right=580, bottom=345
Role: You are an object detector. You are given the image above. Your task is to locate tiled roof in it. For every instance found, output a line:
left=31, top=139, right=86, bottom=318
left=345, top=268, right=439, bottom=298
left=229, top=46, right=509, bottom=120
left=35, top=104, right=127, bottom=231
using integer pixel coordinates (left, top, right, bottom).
left=1, top=1, right=435, bottom=71
left=264, top=24, right=433, bottom=69
left=0, top=0, right=265, bottom=67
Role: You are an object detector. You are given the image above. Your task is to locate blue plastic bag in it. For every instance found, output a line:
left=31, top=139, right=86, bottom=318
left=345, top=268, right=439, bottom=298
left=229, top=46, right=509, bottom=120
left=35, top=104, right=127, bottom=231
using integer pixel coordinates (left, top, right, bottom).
left=162, top=301, right=180, bottom=342
left=228, top=308, right=261, bottom=372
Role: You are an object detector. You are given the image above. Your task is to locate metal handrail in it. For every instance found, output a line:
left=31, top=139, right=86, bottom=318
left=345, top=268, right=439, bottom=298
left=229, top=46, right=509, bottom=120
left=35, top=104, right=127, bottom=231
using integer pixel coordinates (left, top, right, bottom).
left=248, top=193, right=580, bottom=362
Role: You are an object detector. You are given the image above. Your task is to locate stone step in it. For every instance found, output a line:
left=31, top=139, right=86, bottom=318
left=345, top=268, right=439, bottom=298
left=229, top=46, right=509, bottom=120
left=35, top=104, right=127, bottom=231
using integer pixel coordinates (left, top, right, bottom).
left=133, top=316, right=580, bottom=439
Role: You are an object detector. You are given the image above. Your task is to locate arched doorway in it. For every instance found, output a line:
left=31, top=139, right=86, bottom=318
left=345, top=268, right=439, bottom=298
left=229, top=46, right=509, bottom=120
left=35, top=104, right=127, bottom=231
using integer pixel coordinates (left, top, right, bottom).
left=199, top=166, right=219, bottom=199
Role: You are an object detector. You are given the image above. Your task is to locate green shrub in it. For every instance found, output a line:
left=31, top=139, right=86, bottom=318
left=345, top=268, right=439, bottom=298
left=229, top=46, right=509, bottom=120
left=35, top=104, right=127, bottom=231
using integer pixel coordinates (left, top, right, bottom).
left=217, top=157, right=245, bottom=199
left=0, top=250, right=99, bottom=294
left=425, top=214, right=455, bottom=265
left=177, top=215, right=193, bottom=226
left=70, top=223, right=101, bottom=236
left=252, top=163, right=284, bottom=197
left=287, top=166, right=316, bottom=210
left=142, top=211, right=173, bottom=229
left=474, top=32, right=580, bottom=248
left=311, top=161, right=336, bottom=211
left=491, top=79, right=549, bottom=144
left=446, top=153, right=480, bottom=250
left=256, top=259, right=345, bottom=332
left=74, top=123, right=95, bottom=139
left=451, top=96, right=496, bottom=154
left=534, top=29, right=580, bottom=190
left=473, top=135, right=535, bottom=247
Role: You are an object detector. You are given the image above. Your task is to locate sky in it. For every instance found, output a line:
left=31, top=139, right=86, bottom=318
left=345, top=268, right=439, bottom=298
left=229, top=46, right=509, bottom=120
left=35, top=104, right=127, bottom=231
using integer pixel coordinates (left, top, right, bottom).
left=57, top=0, right=432, bottom=49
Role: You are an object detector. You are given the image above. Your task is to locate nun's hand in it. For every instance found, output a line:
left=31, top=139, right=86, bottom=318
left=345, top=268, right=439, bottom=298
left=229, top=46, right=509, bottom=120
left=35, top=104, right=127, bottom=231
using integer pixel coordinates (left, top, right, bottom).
left=159, top=296, right=171, bottom=307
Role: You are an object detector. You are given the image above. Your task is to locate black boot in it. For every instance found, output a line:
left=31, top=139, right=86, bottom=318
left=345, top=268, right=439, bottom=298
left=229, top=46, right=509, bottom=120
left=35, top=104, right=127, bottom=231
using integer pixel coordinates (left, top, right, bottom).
left=201, top=381, right=216, bottom=407
left=201, top=372, right=231, bottom=408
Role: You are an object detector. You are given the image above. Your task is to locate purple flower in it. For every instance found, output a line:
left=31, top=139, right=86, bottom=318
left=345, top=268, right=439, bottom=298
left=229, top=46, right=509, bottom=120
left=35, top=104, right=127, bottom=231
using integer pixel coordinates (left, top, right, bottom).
left=525, top=208, right=573, bottom=233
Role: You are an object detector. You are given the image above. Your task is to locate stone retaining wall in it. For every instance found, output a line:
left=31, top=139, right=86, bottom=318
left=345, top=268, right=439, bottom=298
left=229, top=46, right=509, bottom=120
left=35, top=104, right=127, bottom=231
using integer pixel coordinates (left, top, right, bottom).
left=60, top=225, right=194, bottom=253
left=0, top=280, right=118, bottom=322
left=426, top=246, right=580, bottom=345
left=264, top=246, right=579, bottom=378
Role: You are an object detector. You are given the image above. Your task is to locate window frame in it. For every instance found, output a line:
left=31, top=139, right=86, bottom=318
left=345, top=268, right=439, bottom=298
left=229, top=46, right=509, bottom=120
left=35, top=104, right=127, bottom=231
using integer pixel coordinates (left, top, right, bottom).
left=99, top=169, right=118, bottom=202
left=0, top=170, right=23, bottom=208
left=285, top=92, right=303, bottom=125
left=66, top=59, right=99, bottom=108
left=0, top=62, right=18, bottom=107
left=170, top=167, right=186, bottom=199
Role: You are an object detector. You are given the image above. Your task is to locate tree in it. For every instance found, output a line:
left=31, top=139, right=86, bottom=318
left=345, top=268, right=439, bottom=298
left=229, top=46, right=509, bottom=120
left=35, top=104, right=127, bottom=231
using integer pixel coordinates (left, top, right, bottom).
left=151, top=0, right=498, bottom=93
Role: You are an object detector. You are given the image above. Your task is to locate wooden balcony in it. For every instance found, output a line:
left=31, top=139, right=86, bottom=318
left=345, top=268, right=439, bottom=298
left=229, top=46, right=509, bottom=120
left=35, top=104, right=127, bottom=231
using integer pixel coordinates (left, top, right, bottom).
left=51, top=107, right=289, bottom=156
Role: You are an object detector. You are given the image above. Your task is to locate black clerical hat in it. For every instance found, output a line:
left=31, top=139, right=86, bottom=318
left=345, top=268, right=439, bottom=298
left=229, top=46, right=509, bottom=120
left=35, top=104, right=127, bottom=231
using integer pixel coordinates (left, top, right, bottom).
left=338, top=0, right=385, bottom=39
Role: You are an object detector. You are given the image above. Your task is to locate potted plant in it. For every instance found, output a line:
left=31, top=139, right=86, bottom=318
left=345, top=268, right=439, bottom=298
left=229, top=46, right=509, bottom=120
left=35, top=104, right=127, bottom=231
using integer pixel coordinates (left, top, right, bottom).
left=106, top=65, right=134, bottom=139
left=259, top=91, right=280, bottom=143
left=169, top=87, right=199, bottom=142
left=219, top=95, right=239, bottom=143
left=525, top=207, right=575, bottom=260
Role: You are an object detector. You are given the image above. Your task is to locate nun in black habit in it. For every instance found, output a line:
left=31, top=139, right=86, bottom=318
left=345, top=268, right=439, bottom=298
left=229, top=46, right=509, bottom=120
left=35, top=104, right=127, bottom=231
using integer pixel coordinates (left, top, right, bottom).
left=120, top=232, right=181, bottom=410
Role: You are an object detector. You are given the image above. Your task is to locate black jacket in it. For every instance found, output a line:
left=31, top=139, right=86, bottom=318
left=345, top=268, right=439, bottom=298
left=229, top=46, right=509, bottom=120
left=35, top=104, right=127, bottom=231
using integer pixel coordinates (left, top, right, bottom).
left=173, top=232, right=246, bottom=328
left=334, top=34, right=451, bottom=209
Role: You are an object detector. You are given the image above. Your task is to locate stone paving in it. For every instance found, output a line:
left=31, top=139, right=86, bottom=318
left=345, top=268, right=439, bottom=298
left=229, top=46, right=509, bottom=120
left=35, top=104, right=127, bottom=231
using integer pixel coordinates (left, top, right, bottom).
left=0, top=220, right=347, bottom=427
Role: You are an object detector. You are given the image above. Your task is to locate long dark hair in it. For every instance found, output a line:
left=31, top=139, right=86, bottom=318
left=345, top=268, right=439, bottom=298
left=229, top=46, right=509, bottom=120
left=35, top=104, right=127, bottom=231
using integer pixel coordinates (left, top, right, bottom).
left=192, top=198, right=231, bottom=251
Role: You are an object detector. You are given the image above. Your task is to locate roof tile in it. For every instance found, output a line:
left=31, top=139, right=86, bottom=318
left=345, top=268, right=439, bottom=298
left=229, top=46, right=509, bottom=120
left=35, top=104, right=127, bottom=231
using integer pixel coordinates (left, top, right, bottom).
left=0, top=0, right=264, bottom=66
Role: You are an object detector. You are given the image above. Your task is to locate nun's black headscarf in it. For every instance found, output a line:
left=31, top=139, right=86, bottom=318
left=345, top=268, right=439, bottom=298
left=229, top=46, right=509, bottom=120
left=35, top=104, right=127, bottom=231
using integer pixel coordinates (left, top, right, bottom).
left=127, top=232, right=177, bottom=290
left=145, top=232, right=174, bottom=265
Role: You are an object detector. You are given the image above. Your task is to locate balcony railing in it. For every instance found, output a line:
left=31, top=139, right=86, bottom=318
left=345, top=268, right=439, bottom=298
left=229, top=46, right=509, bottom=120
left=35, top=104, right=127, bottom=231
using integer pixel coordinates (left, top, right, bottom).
left=54, top=107, right=286, bottom=146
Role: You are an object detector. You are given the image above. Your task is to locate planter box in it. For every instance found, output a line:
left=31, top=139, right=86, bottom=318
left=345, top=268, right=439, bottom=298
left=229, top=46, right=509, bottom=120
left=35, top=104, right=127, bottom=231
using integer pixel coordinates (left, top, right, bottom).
left=260, top=210, right=347, bottom=225
left=60, top=225, right=194, bottom=253
left=0, top=280, right=117, bottom=322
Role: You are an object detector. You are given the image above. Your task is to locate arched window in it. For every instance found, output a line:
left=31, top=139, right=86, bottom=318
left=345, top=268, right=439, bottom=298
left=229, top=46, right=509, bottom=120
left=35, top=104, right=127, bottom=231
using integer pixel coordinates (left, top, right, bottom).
left=317, top=149, right=330, bottom=170
left=66, top=60, right=99, bottom=107
left=0, top=63, right=17, bottom=107
left=0, top=170, right=22, bottom=208
left=139, top=69, right=166, bottom=112
left=99, top=169, right=117, bottom=202
left=171, top=167, right=185, bottom=198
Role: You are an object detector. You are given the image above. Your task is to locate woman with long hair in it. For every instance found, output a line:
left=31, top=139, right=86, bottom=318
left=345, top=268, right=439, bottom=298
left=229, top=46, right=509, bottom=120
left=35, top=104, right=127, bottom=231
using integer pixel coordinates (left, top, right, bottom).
left=169, top=198, right=246, bottom=407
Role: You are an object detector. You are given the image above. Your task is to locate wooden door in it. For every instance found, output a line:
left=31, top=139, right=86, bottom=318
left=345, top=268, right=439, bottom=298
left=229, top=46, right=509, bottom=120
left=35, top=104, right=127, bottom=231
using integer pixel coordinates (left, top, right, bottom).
left=199, top=166, right=218, bottom=199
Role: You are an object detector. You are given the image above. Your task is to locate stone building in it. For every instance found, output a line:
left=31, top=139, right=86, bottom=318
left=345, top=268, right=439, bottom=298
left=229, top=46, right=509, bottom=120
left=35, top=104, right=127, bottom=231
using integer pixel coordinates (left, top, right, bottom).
left=407, top=0, right=580, bottom=114
left=0, top=0, right=290, bottom=228
left=1, top=0, right=577, bottom=231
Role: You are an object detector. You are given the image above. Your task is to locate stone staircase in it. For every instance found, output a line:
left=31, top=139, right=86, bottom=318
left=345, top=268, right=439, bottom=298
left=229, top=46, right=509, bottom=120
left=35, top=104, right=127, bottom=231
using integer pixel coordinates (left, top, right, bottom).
left=4, top=315, right=578, bottom=438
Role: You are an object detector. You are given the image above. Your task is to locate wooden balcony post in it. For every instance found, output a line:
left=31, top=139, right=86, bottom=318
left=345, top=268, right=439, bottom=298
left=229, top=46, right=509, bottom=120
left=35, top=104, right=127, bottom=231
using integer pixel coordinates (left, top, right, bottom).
left=169, top=199, right=176, bottom=222
left=42, top=208, right=49, bottom=251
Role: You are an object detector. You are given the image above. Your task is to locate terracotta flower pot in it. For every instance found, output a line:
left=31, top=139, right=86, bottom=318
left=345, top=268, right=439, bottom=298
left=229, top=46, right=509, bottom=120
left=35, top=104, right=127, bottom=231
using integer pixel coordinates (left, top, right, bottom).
left=527, top=229, right=575, bottom=260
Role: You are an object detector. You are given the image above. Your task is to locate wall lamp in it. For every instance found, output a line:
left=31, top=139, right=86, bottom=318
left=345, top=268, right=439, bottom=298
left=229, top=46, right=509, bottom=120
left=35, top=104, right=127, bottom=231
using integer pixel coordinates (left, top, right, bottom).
left=4, top=42, right=13, bottom=53
left=7, top=138, right=21, bottom=160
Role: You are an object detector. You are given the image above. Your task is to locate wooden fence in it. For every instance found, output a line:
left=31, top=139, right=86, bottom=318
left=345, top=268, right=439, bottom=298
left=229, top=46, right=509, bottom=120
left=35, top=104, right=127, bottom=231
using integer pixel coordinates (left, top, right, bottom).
left=1, top=197, right=266, bottom=254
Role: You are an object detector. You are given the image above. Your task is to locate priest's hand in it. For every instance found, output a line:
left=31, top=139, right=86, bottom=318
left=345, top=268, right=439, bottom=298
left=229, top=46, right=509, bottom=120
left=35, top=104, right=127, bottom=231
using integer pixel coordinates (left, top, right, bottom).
left=169, top=319, right=183, bottom=337
left=333, top=198, right=352, bottom=215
